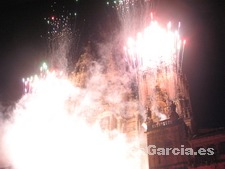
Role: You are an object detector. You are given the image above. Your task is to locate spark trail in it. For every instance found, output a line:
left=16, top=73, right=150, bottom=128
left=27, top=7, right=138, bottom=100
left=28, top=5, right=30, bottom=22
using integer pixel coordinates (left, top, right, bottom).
left=123, top=20, right=186, bottom=121
left=115, top=1, right=187, bottom=121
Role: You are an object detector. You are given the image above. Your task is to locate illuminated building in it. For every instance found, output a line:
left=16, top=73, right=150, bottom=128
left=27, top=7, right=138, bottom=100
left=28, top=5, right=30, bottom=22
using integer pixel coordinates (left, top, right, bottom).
left=70, top=32, right=225, bottom=168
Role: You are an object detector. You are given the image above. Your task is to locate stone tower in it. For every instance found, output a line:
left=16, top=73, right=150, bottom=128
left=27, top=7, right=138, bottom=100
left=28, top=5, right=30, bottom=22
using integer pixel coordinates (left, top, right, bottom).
left=138, top=68, right=194, bottom=133
left=137, top=61, right=194, bottom=169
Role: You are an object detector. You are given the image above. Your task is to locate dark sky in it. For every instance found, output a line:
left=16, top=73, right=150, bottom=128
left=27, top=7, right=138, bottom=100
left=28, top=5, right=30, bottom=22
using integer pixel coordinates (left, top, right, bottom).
left=0, top=0, right=224, bottom=128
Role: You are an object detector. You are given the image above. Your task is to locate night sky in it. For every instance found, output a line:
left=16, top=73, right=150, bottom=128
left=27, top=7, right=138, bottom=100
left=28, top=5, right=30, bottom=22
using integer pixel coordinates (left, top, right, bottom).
left=0, top=0, right=224, bottom=128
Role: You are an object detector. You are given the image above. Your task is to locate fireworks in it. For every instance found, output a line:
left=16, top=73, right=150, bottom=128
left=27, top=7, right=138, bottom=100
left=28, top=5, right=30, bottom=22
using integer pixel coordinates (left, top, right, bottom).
left=45, top=14, right=74, bottom=40
left=115, top=0, right=154, bottom=39
left=123, top=19, right=188, bottom=121
left=1, top=1, right=191, bottom=169
left=43, top=0, right=79, bottom=44
left=43, top=0, right=81, bottom=73
left=113, top=1, right=188, bottom=122
left=22, top=62, right=65, bottom=94
left=125, top=20, right=185, bottom=71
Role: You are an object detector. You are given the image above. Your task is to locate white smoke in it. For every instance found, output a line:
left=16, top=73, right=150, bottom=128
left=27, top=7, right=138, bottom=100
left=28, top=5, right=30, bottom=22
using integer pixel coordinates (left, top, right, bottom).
left=1, top=57, right=145, bottom=169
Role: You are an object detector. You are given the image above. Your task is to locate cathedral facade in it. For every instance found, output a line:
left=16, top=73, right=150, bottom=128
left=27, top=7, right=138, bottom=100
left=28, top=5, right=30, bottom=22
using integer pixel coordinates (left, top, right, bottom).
left=72, top=47, right=225, bottom=169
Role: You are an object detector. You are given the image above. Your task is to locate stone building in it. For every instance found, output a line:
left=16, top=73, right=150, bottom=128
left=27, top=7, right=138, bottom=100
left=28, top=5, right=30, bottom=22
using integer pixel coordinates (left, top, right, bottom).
left=71, top=49, right=225, bottom=169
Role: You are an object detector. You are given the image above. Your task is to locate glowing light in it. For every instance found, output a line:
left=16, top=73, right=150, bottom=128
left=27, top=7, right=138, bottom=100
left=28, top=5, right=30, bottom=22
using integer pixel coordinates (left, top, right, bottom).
left=124, top=20, right=186, bottom=120
left=125, top=21, right=184, bottom=70
left=3, top=61, right=144, bottom=169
